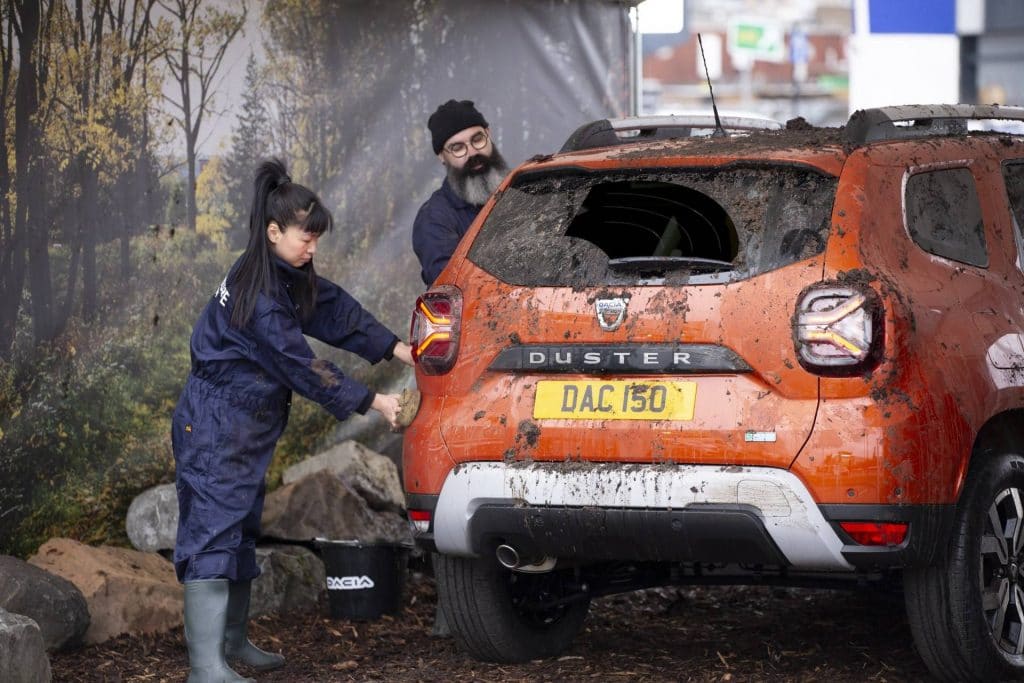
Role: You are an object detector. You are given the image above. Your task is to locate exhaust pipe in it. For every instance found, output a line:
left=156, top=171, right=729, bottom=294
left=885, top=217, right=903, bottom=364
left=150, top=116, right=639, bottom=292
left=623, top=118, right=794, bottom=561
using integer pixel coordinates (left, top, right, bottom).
left=495, top=544, right=556, bottom=573
left=496, top=544, right=522, bottom=569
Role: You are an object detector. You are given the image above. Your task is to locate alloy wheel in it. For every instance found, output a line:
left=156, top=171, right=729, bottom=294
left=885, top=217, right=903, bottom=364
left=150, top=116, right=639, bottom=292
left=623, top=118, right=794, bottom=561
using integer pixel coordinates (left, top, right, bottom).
left=981, top=486, right=1024, bottom=656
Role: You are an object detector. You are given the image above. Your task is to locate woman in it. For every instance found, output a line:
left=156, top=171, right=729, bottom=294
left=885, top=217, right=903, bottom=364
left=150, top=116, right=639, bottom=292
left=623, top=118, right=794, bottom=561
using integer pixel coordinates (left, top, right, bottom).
left=172, top=159, right=413, bottom=682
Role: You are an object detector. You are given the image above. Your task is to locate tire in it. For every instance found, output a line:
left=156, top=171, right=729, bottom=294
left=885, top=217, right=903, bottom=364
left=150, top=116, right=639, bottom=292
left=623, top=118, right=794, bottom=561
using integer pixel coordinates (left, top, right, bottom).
left=905, top=564, right=973, bottom=681
left=905, top=453, right=1024, bottom=682
left=434, top=553, right=590, bottom=663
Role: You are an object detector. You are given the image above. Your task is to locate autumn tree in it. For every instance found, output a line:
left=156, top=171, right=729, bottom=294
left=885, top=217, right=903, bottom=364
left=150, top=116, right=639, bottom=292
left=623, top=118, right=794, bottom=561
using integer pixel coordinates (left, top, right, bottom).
left=195, top=154, right=232, bottom=247
left=105, top=0, right=163, bottom=283
left=34, top=0, right=162, bottom=327
left=158, top=0, right=244, bottom=232
left=0, top=0, right=163, bottom=352
left=259, top=0, right=410, bottom=256
left=261, top=0, right=346, bottom=194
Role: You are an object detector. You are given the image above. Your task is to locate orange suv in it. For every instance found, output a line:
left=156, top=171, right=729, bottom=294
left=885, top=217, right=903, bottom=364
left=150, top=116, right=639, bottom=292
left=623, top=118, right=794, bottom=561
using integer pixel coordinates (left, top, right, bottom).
left=404, top=104, right=1024, bottom=682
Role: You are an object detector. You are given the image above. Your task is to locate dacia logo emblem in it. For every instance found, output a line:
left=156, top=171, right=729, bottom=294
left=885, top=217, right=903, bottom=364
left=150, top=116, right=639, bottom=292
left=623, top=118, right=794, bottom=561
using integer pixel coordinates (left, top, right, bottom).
left=595, top=297, right=628, bottom=331
left=327, top=575, right=375, bottom=591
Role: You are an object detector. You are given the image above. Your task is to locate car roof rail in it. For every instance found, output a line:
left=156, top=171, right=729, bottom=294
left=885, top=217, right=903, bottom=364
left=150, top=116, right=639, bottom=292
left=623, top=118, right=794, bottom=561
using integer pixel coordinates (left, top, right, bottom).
left=846, top=104, right=1024, bottom=143
left=559, top=114, right=784, bottom=153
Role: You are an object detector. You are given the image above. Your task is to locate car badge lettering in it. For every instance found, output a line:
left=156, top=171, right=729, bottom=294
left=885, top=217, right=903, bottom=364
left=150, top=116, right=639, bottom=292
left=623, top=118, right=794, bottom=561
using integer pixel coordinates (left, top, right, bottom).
left=596, top=297, right=628, bottom=331
left=326, top=575, right=375, bottom=591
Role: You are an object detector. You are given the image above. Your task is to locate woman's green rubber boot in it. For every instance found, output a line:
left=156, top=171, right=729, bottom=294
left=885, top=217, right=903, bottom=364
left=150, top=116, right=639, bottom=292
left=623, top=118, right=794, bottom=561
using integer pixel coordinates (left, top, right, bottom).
left=224, top=580, right=285, bottom=671
left=184, top=579, right=255, bottom=683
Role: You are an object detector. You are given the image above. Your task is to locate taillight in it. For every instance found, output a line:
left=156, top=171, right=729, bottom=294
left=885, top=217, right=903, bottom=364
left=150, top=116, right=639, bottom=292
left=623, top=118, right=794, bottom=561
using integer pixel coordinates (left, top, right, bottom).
left=839, top=521, right=908, bottom=546
left=410, top=286, right=462, bottom=375
left=408, top=509, right=431, bottom=534
left=794, top=285, right=881, bottom=375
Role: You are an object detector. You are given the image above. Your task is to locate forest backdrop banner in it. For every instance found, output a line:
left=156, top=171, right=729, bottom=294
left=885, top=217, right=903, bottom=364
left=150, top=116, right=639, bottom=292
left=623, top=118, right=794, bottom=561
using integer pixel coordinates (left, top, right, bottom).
left=0, top=0, right=631, bottom=556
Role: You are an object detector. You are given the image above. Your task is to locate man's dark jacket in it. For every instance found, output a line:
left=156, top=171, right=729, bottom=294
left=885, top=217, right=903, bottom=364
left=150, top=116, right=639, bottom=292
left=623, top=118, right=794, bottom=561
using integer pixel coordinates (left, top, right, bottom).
left=412, top=178, right=481, bottom=286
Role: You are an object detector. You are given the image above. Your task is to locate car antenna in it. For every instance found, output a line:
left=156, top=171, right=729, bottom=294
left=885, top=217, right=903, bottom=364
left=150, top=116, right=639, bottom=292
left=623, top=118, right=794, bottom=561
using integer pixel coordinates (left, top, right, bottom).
left=697, top=33, right=727, bottom=138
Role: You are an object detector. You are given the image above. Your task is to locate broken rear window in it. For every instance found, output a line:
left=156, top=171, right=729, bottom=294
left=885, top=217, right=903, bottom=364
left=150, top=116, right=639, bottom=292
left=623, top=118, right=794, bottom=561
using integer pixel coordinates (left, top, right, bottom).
left=468, top=163, right=837, bottom=287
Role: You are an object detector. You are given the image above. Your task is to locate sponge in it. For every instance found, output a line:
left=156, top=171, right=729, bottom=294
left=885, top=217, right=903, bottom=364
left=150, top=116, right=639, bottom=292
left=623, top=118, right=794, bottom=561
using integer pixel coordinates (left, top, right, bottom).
left=395, top=388, right=421, bottom=428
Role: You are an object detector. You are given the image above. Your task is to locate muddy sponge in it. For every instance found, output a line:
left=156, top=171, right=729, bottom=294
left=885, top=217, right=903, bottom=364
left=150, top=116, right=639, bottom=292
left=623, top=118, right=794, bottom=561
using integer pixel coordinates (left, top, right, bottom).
left=395, top=388, right=421, bottom=428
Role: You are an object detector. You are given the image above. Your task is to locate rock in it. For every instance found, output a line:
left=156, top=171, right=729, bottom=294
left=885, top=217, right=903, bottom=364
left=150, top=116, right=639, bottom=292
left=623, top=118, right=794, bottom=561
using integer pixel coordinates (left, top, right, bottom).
left=282, top=440, right=405, bottom=513
left=262, top=470, right=413, bottom=546
left=28, top=539, right=182, bottom=645
left=0, top=608, right=51, bottom=683
left=0, top=555, right=89, bottom=652
left=125, top=483, right=178, bottom=552
left=250, top=545, right=326, bottom=618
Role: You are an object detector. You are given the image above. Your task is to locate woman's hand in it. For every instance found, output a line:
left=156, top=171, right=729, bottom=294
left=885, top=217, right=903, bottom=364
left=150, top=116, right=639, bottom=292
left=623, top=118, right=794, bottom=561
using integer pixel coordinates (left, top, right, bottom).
left=393, top=341, right=414, bottom=367
left=371, top=392, right=403, bottom=429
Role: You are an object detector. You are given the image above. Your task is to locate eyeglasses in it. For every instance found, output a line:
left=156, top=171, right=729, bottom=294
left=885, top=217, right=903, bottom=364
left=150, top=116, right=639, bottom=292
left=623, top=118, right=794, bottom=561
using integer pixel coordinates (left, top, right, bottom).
left=445, top=130, right=489, bottom=158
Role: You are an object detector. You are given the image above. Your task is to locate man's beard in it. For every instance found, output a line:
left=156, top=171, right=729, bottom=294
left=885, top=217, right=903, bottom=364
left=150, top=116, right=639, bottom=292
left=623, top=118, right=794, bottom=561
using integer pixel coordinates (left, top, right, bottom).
left=447, top=146, right=509, bottom=206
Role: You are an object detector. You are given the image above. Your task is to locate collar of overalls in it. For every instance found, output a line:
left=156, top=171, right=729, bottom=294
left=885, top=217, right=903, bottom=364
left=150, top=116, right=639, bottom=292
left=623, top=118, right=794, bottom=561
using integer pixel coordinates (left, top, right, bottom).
left=271, top=257, right=315, bottom=316
left=272, top=256, right=311, bottom=290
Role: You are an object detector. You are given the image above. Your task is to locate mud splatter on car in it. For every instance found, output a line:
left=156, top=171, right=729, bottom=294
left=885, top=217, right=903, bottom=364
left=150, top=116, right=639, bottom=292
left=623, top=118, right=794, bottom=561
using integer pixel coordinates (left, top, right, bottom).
left=404, top=105, right=1024, bottom=680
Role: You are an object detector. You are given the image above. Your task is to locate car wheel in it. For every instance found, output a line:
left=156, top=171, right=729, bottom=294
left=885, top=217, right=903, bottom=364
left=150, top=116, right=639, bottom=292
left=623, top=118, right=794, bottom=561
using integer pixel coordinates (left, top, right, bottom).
left=434, top=552, right=590, bottom=663
left=905, top=453, right=1024, bottom=682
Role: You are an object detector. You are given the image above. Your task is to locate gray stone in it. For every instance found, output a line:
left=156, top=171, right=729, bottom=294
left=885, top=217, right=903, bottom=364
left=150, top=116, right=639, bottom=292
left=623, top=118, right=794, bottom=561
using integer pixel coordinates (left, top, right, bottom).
left=0, top=608, right=51, bottom=683
left=282, top=440, right=405, bottom=513
left=250, top=545, right=326, bottom=618
left=125, top=483, right=178, bottom=552
left=0, top=555, right=89, bottom=652
left=262, top=469, right=413, bottom=546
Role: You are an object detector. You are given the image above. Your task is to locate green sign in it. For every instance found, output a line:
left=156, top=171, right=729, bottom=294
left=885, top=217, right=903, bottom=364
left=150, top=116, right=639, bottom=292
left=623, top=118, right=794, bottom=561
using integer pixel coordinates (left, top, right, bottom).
left=735, top=23, right=766, bottom=49
left=728, top=18, right=784, bottom=63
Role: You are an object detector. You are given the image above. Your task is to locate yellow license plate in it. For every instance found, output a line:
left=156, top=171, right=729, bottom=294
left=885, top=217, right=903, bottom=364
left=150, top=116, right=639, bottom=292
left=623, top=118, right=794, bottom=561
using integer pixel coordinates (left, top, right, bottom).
left=533, top=380, right=697, bottom=421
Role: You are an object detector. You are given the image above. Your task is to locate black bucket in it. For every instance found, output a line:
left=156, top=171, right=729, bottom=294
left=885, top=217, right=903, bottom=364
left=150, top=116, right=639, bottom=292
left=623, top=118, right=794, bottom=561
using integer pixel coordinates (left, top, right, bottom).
left=318, top=539, right=410, bottom=620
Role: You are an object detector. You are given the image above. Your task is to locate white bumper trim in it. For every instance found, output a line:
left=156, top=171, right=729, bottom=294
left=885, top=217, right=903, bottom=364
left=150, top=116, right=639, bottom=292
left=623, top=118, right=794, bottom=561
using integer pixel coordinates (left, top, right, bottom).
left=433, top=462, right=854, bottom=571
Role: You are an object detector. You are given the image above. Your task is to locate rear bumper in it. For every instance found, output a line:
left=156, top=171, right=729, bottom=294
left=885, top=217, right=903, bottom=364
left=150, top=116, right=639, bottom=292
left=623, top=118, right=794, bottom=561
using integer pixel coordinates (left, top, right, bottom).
left=464, top=503, right=791, bottom=565
left=411, top=462, right=954, bottom=572
left=429, top=462, right=854, bottom=570
left=820, top=503, right=955, bottom=569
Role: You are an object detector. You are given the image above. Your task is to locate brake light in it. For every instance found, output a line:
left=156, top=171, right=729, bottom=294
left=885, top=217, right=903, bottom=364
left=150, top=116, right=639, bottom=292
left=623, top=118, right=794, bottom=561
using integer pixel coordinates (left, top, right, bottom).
left=410, top=286, right=462, bottom=375
left=795, top=285, right=881, bottom=374
left=839, top=521, right=908, bottom=546
left=408, top=509, right=431, bottom=534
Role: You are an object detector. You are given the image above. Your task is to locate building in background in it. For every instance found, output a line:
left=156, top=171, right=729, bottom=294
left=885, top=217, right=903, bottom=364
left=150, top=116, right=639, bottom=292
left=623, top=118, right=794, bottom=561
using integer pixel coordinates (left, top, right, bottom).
left=848, top=0, right=960, bottom=110
left=838, top=0, right=1024, bottom=114
left=638, top=0, right=851, bottom=124
left=958, top=0, right=1024, bottom=106
left=638, top=0, right=1024, bottom=126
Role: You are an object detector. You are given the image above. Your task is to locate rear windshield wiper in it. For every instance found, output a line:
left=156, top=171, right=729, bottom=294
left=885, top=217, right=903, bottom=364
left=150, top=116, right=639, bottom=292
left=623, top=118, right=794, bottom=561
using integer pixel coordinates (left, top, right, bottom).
left=607, top=256, right=734, bottom=273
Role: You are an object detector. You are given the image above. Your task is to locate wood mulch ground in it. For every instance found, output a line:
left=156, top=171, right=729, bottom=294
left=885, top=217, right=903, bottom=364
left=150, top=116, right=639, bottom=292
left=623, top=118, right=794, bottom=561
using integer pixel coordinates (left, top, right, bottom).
left=51, top=571, right=933, bottom=682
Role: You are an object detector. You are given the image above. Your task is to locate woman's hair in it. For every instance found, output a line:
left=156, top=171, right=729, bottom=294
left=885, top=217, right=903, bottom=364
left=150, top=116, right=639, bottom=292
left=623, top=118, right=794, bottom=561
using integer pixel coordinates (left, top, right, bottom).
left=229, top=158, right=334, bottom=328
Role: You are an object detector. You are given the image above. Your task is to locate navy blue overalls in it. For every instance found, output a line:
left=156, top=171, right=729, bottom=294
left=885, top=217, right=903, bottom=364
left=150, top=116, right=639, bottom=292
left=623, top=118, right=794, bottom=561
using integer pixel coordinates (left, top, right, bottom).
left=411, top=178, right=481, bottom=286
left=171, top=256, right=399, bottom=583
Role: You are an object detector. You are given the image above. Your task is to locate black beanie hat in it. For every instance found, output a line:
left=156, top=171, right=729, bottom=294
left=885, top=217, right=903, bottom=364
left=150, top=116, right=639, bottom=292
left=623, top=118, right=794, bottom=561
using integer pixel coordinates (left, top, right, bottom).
left=428, top=99, right=488, bottom=154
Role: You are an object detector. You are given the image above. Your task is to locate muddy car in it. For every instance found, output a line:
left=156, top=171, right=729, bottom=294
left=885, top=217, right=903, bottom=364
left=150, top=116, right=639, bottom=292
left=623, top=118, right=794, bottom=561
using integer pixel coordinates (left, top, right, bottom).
left=403, top=104, right=1024, bottom=682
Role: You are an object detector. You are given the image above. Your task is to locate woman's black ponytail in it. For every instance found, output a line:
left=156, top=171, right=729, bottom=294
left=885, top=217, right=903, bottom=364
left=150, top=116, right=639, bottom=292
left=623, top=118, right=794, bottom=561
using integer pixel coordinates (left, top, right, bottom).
left=229, top=159, right=333, bottom=328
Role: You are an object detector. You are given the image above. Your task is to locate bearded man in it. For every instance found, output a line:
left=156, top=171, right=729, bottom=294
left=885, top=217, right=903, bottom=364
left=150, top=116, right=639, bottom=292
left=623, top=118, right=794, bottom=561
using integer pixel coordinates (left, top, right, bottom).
left=412, top=99, right=509, bottom=286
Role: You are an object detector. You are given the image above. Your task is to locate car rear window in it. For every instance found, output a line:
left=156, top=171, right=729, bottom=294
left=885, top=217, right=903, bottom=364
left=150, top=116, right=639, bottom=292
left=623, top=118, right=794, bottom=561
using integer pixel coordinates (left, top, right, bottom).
left=467, top=163, right=837, bottom=287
